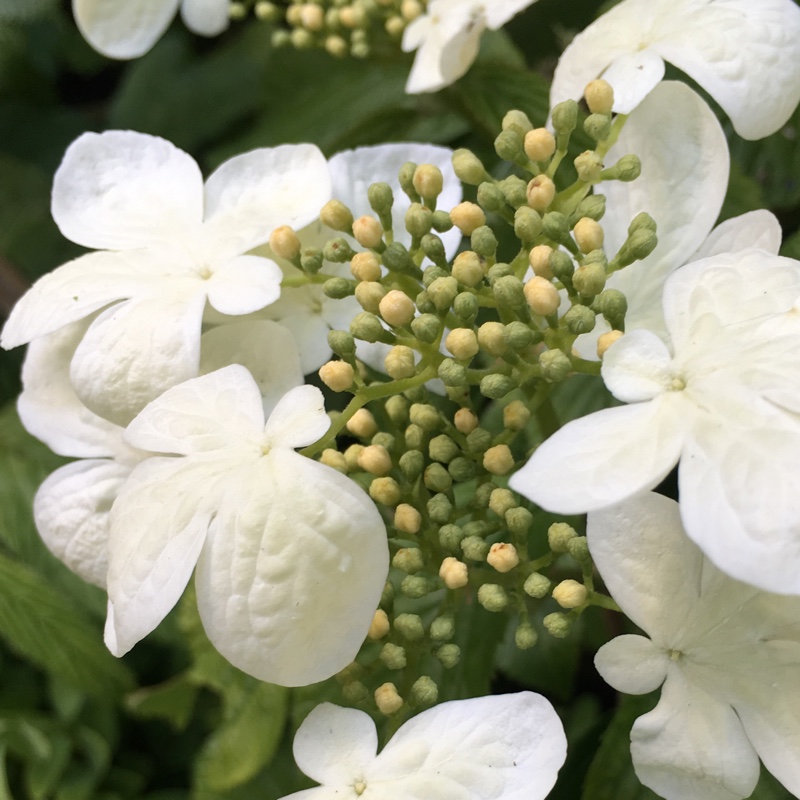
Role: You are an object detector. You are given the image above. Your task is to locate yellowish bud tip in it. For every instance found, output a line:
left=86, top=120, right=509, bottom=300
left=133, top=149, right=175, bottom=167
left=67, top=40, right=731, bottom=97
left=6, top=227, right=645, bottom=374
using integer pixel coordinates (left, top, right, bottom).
left=524, top=128, right=556, bottom=162
left=487, top=542, right=520, bottom=573
left=346, top=408, right=378, bottom=439
left=524, top=276, right=560, bottom=316
left=552, top=579, right=588, bottom=609
left=528, top=244, right=554, bottom=279
left=573, top=217, right=605, bottom=254
left=597, top=329, right=624, bottom=358
left=318, top=360, right=355, bottom=392
left=453, top=407, right=478, bottom=434
left=374, top=682, right=404, bottom=715
left=450, top=201, right=486, bottom=236
left=368, top=609, right=390, bottom=640
left=394, top=502, right=422, bottom=534
left=268, top=225, right=301, bottom=260
left=439, top=556, right=469, bottom=589
left=483, top=444, right=514, bottom=475
left=379, top=289, right=415, bottom=327
left=352, top=215, right=384, bottom=249
left=445, top=328, right=480, bottom=361
left=350, top=251, right=382, bottom=282
left=584, top=79, right=614, bottom=115
left=358, top=444, right=393, bottom=476
left=526, top=175, right=556, bottom=211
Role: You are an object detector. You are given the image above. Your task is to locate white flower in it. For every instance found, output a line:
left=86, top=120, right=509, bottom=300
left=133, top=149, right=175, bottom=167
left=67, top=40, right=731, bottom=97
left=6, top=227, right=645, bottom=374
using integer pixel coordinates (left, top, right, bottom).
left=550, top=0, right=800, bottom=140
left=1, top=130, right=331, bottom=426
left=280, top=692, right=567, bottom=800
left=588, top=492, right=800, bottom=800
left=575, top=81, right=782, bottom=357
left=73, top=0, right=230, bottom=59
left=402, top=0, right=538, bottom=94
left=509, top=249, right=800, bottom=593
left=104, top=363, right=388, bottom=686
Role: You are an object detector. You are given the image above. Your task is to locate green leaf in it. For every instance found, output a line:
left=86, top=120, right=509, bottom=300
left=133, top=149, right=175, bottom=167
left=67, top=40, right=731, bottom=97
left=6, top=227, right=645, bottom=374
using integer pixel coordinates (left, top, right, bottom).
left=126, top=673, right=199, bottom=731
left=0, top=0, right=57, bottom=21
left=750, top=770, right=796, bottom=800
left=25, top=730, right=72, bottom=800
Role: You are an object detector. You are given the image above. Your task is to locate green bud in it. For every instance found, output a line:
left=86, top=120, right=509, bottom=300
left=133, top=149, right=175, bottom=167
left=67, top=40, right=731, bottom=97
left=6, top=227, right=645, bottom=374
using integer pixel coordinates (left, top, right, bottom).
left=549, top=250, right=575, bottom=282
left=415, top=290, right=435, bottom=315
left=350, top=311, right=388, bottom=343
left=542, top=211, right=570, bottom=243
left=327, top=330, right=356, bottom=359
left=506, top=506, right=533, bottom=536
left=380, top=580, right=395, bottom=608
left=477, top=583, right=509, bottom=612
left=427, top=276, right=459, bottom=312
left=410, top=676, right=439, bottom=708
left=616, top=228, right=658, bottom=267
left=394, top=612, right=425, bottom=641
left=431, top=209, right=454, bottom=233
left=607, top=154, right=642, bottom=182
left=380, top=642, right=407, bottom=669
left=392, top=548, right=424, bottom=574
left=581, top=248, right=608, bottom=269
left=321, top=199, right=354, bottom=232
left=404, top=423, right=425, bottom=451
left=430, top=613, right=455, bottom=641
left=543, top=612, right=573, bottom=638
left=487, top=262, right=514, bottom=284
left=342, top=680, right=369, bottom=703
left=448, top=456, right=476, bottom=482
left=480, top=374, right=517, bottom=400
left=584, top=112, right=612, bottom=141
left=502, top=109, right=532, bottom=136
left=300, top=248, right=324, bottom=274
left=628, top=212, right=657, bottom=234
left=471, top=225, right=498, bottom=258
left=548, top=521, right=578, bottom=552
left=436, top=643, right=461, bottom=668
left=385, top=395, right=409, bottom=425
left=495, top=129, right=524, bottom=161
left=372, top=432, right=395, bottom=452
left=323, top=276, right=355, bottom=299
left=271, top=29, right=291, bottom=47
left=424, top=462, right=453, bottom=493
left=539, top=349, right=572, bottom=382
left=421, top=233, right=447, bottom=265
left=410, top=313, right=441, bottom=343
left=594, top=289, right=627, bottom=328
left=515, top=621, right=538, bottom=650
left=498, top=175, right=528, bottom=208
left=399, top=449, right=424, bottom=480
left=422, top=265, right=449, bottom=288
left=453, top=292, right=479, bottom=321
left=574, top=151, right=604, bottom=184
left=290, top=27, right=314, bottom=48
left=505, top=321, right=534, bottom=351
left=567, top=535, right=591, bottom=564
left=514, top=206, right=542, bottom=243
left=405, top=203, right=433, bottom=237
left=427, top=493, right=453, bottom=524
left=323, top=237, right=356, bottom=263
left=493, top=275, right=526, bottom=309
left=336, top=662, right=363, bottom=684
left=383, top=241, right=417, bottom=274
left=438, top=358, right=468, bottom=387
left=466, top=426, right=492, bottom=453
left=473, top=482, right=494, bottom=509
left=401, top=574, right=435, bottom=598
left=572, top=194, right=606, bottom=223
left=523, top=572, right=551, bottom=599
left=398, top=161, right=420, bottom=202
left=429, top=434, right=460, bottom=464
left=476, top=182, right=506, bottom=213
left=368, top=181, right=394, bottom=221
left=551, top=99, right=578, bottom=136
left=438, top=524, right=465, bottom=553
left=409, top=403, right=441, bottom=432
left=564, top=304, right=596, bottom=334
left=461, top=535, right=489, bottom=561
left=463, top=520, right=491, bottom=538
left=452, top=149, right=488, bottom=185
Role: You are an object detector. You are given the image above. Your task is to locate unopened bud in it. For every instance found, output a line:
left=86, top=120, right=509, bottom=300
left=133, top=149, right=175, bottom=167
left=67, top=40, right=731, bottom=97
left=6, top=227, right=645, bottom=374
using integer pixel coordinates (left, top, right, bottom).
left=401, top=574, right=434, bottom=598
left=342, top=680, right=369, bottom=703
left=483, top=444, right=514, bottom=475
left=526, top=174, right=556, bottom=211
left=514, top=207, right=542, bottom=245
left=436, top=643, right=460, bottom=668
left=369, top=476, right=401, bottom=506
left=409, top=403, right=441, bottom=432
left=268, top=225, right=301, bottom=260
left=343, top=444, right=364, bottom=471
left=616, top=228, right=658, bottom=266
left=438, top=358, right=467, bottom=387
left=385, top=345, right=416, bottom=379
left=528, top=244, right=553, bottom=279
left=368, top=181, right=394, bottom=219
left=564, top=304, right=596, bottom=334
left=477, top=321, right=507, bottom=356
left=319, top=360, right=354, bottom=392
left=594, top=288, right=627, bottom=329
left=394, top=503, right=421, bottom=535
left=453, top=408, right=478, bottom=434
left=429, top=434, right=459, bottom=464
left=427, top=276, right=459, bottom=311
left=567, top=535, right=591, bottom=564
left=478, top=583, right=509, bottom=612
left=487, top=542, right=519, bottom=573
left=319, top=448, right=347, bottom=473
left=479, top=374, right=516, bottom=400
left=573, top=262, right=607, bottom=299
left=300, top=247, right=323, bottom=274
left=379, top=645, right=407, bottom=671
left=438, top=524, right=464, bottom=553
left=551, top=100, right=578, bottom=136
left=410, top=313, right=440, bottom=343
left=524, top=276, right=560, bottom=316
left=584, top=79, right=614, bottom=114
left=574, top=151, right=604, bottom=184
left=399, top=449, right=424, bottom=480
left=502, top=109, right=533, bottom=136
left=368, top=609, right=390, bottom=640
left=323, top=277, right=355, bottom=300
left=379, top=290, right=415, bottom=327
left=445, top=328, right=479, bottom=361
left=375, top=683, right=404, bottom=715
left=355, top=280, right=386, bottom=313
left=320, top=200, right=354, bottom=232
left=324, top=34, right=348, bottom=57
left=352, top=215, right=384, bottom=248
left=503, top=400, right=530, bottom=431
left=515, top=621, right=538, bottom=650
left=506, top=506, right=533, bottom=536
left=543, top=612, right=573, bottom=638
left=450, top=201, right=486, bottom=235
left=448, top=457, right=475, bottom=482
left=452, top=251, right=484, bottom=287
left=524, top=127, right=556, bottom=162
left=430, top=614, right=455, bottom=641
left=461, top=535, right=489, bottom=561
left=453, top=292, right=479, bottom=321
left=548, top=521, right=578, bottom=553
left=358, top=444, right=392, bottom=476
left=495, top=129, right=524, bottom=161
left=489, top=488, right=516, bottom=518
left=413, top=163, right=444, bottom=202
left=439, top=556, right=469, bottom=589
left=410, top=675, right=438, bottom=708
left=395, top=612, right=425, bottom=641
left=431, top=209, right=453, bottom=233
left=424, top=462, right=452, bottom=493
left=383, top=241, right=416, bottom=274
left=542, top=211, right=570, bottom=243
left=349, top=251, right=381, bottom=282
left=347, top=408, right=378, bottom=439
left=405, top=203, right=433, bottom=237
left=549, top=250, right=575, bottom=283
left=573, top=217, right=604, bottom=254
left=553, top=579, right=588, bottom=609
left=398, top=161, right=419, bottom=202
left=523, top=572, right=551, bottom=598
left=573, top=194, right=606, bottom=223
left=427, top=493, right=453, bottom=524
left=539, top=348, right=572, bottom=382
left=452, top=148, right=488, bottom=185
left=471, top=225, right=498, bottom=258
left=584, top=113, right=612, bottom=141
left=476, top=182, right=506, bottom=213
left=505, top=321, right=534, bottom=351
left=597, top=329, right=624, bottom=358
left=607, top=154, right=642, bottom=182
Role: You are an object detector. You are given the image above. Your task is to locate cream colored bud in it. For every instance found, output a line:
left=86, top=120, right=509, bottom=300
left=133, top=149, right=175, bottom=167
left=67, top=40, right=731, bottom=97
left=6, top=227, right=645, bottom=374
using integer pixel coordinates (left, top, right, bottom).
left=319, top=448, right=347, bottom=473
left=597, top=329, right=624, bottom=358
left=385, top=345, right=416, bottom=379
left=352, top=215, right=384, bottom=249
left=487, top=542, right=520, bottom=573
left=489, top=488, right=516, bottom=518
left=395, top=503, right=422, bottom=534
left=339, top=5, right=365, bottom=28
left=300, top=3, right=324, bottom=30
left=477, top=321, right=507, bottom=356
left=350, top=251, right=382, bottom=282
left=401, top=0, right=423, bottom=20
left=584, top=79, right=614, bottom=115
left=451, top=250, right=484, bottom=287
left=375, top=682, right=403, bottom=715
left=573, top=217, right=604, bottom=254
left=379, top=289, right=415, bottom=327
left=268, top=225, right=301, bottom=260
left=358, top=444, right=393, bottom=476
left=439, top=556, right=469, bottom=589
left=450, top=202, right=486, bottom=236
left=526, top=175, right=556, bottom=211
left=453, top=408, right=478, bottom=434
left=355, top=280, right=386, bottom=314
left=413, top=164, right=444, bottom=201
left=344, top=443, right=365, bottom=470
left=524, top=276, right=560, bottom=315
left=369, top=476, right=401, bottom=506
left=368, top=609, right=390, bottom=640
left=503, top=399, right=530, bottom=431
left=574, top=150, right=604, bottom=183
left=320, top=199, right=354, bottom=231
left=552, top=579, right=588, bottom=609
left=528, top=244, right=554, bottom=279
left=286, top=5, right=302, bottom=25
left=319, top=360, right=354, bottom=392
left=445, top=328, right=479, bottom=361
left=347, top=408, right=378, bottom=439
left=524, top=128, right=556, bottom=162
left=325, top=34, right=348, bottom=58
left=483, top=444, right=514, bottom=475
left=385, top=14, right=405, bottom=36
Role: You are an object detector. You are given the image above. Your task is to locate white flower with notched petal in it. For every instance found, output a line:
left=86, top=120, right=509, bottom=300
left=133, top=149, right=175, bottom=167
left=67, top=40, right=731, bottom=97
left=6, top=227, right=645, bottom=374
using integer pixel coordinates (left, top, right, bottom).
left=73, top=0, right=229, bottom=59
left=1, top=130, right=331, bottom=426
left=550, top=0, right=800, bottom=140
left=510, top=249, right=800, bottom=594
left=280, top=693, right=567, bottom=800
left=589, top=492, right=800, bottom=800
left=402, top=0, right=538, bottom=94
left=104, top=364, right=388, bottom=687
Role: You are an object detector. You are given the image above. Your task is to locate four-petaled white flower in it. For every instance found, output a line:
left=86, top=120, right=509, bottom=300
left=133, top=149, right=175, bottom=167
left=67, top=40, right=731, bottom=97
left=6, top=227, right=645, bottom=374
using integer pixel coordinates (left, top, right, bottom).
left=589, top=492, right=800, bottom=800
left=73, top=0, right=230, bottom=59
left=402, top=0, right=538, bottom=94
left=104, top=363, right=388, bottom=686
left=1, top=130, right=331, bottom=426
left=550, top=0, right=800, bottom=140
left=280, top=692, right=567, bottom=800
left=510, top=249, right=800, bottom=594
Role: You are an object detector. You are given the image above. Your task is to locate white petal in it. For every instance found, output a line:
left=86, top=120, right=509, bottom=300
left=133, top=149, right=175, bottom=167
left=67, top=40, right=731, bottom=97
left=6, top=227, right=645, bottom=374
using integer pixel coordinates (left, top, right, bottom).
left=200, top=320, right=303, bottom=417
left=293, top=704, right=378, bottom=787
left=263, top=385, right=330, bottom=451
left=203, top=145, right=331, bottom=256
left=601, top=329, right=674, bottom=403
left=70, top=287, right=207, bottom=426
left=125, top=364, right=265, bottom=455
left=179, top=0, right=229, bottom=36
left=195, top=450, right=388, bottom=686
left=33, top=459, right=132, bottom=588
left=72, top=0, right=179, bottom=59
left=508, top=396, right=687, bottom=515
left=599, top=50, right=666, bottom=114
left=266, top=306, right=336, bottom=375
left=206, top=255, right=282, bottom=316
left=631, top=667, right=759, bottom=800
left=52, top=130, right=203, bottom=249
left=595, top=635, right=669, bottom=695
left=691, top=210, right=782, bottom=261
left=371, top=692, right=566, bottom=800
left=483, top=0, right=538, bottom=29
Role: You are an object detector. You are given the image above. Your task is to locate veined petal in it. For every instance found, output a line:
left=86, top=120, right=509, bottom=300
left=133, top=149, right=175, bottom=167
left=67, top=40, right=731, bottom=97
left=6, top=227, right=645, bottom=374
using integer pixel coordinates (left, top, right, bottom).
left=595, top=635, right=669, bottom=695
left=630, top=667, right=759, bottom=800
left=263, top=385, right=330, bottom=451
left=72, top=0, right=180, bottom=59
left=179, top=0, right=229, bottom=36
left=52, top=130, right=203, bottom=249
left=203, top=145, right=331, bottom=256
left=691, top=210, right=782, bottom=261
left=125, top=364, right=265, bottom=455
left=601, top=329, right=674, bottom=403
left=195, top=449, right=388, bottom=686
left=206, top=255, right=282, bottom=316
left=509, top=395, right=687, bottom=515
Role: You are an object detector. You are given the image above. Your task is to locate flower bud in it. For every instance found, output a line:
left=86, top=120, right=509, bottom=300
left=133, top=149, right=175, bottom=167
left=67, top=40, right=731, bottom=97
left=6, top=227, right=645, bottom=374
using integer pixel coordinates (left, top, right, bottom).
left=567, top=535, right=591, bottom=564
left=405, top=423, right=426, bottom=449
left=466, top=427, right=492, bottom=453
left=503, top=400, right=530, bottom=431
left=319, top=360, right=354, bottom=392
left=346, top=408, right=377, bottom=439
left=471, top=225, right=498, bottom=257
left=438, top=359, right=467, bottom=387
left=352, top=215, right=384, bottom=249
left=606, top=154, right=642, bottom=182
left=300, top=3, right=324, bottom=30
left=524, top=572, right=551, bottom=598
left=385, top=345, right=416, bottom=379
left=399, top=449, right=424, bottom=480
left=552, top=579, right=588, bottom=609
left=506, top=506, right=533, bottom=536
left=379, top=646, right=407, bottom=670
left=349, top=252, right=380, bottom=283
left=325, top=34, right=348, bottom=57
left=452, top=148, right=488, bottom=184
left=524, top=127, right=556, bottom=162
left=514, top=206, right=543, bottom=245
left=410, top=403, right=441, bottom=432
left=398, top=161, right=419, bottom=202
left=323, top=277, right=355, bottom=300
left=424, top=462, right=452, bottom=493
left=526, top=244, right=552, bottom=279
left=487, top=542, right=519, bottom=573
left=489, top=487, right=516, bottom=518
left=268, top=225, right=301, bottom=260
left=584, top=78, right=614, bottom=114
left=369, top=476, right=401, bottom=506
left=502, top=108, right=533, bottom=136
left=549, top=249, right=574, bottom=283
left=479, top=374, right=516, bottom=400
left=487, top=262, right=513, bottom=284
left=495, top=129, right=524, bottom=162
left=597, top=329, right=624, bottom=358
left=583, top=113, right=612, bottom=142
left=368, top=609, right=390, bottom=640
left=321, top=200, right=354, bottom=232
left=412, top=163, right=444, bottom=202
left=439, top=556, right=468, bottom=589
left=551, top=99, right=578, bottom=136
left=573, top=262, right=606, bottom=299
left=524, top=276, right=560, bottom=316
left=438, top=524, right=465, bottom=553
left=452, top=251, right=484, bottom=287
left=379, top=290, right=415, bottom=327
left=320, top=448, right=347, bottom=473
left=390, top=503, right=421, bottom=537
left=342, top=680, right=369, bottom=703
left=450, top=201, right=486, bottom=235
left=423, top=265, right=449, bottom=287
left=477, top=321, right=507, bottom=356
left=539, top=348, right=572, bottom=382
left=461, top=535, right=489, bottom=561
left=448, top=408, right=475, bottom=435
left=573, top=217, right=604, bottom=254
left=445, top=328, right=479, bottom=361
left=383, top=241, right=417, bottom=274
left=430, top=614, right=455, bottom=642
left=542, top=211, right=570, bottom=243
left=504, top=321, right=534, bottom=352
left=409, top=313, right=439, bottom=344
left=515, top=622, right=538, bottom=650
left=483, top=444, right=514, bottom=476
left=429, top=434, right=460, bottom=464
left=453, top=292, right=479, bottom=321
left=594, top=288, right=627, bottom=329
left=572, top=194, right=606, bottom=222
left=616, top=228, right=658, bottom=266
left=410, top=675, right=438, bottom=708
left=477, top=182, right=506, bottom=212
left=478, top=583, right=509, bottom=612
left=493, top=275, right=526, bottom=309
left=548, top=521, right=578, bottom=552
left=343, top=444, right=364, bottom=471
left=427, top=493, right=453, bottom=524
left=526, top=174, right=556, bottom=211
left=401, top=574, right=435, bottom=598
left=427, top=276, right=459, bottom=311
left=300, top=247, right=323, bottom=273
left=543, top=612, right=573, bottom=639
left=431, top=209, right=453, bottom=233
left=372, top=432, right=395, bottom=453
left=358, top=444, right=393, bottom=476
left=395, top=612, right=425, bottom=641
left=368, top=181, right=394, bottom=221
left=405, top=203, right=433, bottom=237
left=564, top=304, right=596, bottom=334
left=436, top=643, right=461, bottom=668
left=448, top=457, right=475, bottom=482
left=355, top=280, right=386, bottom=313
left=350, top=311, right=387, bottom=343
left=574, top=150, right=604, bottom=183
